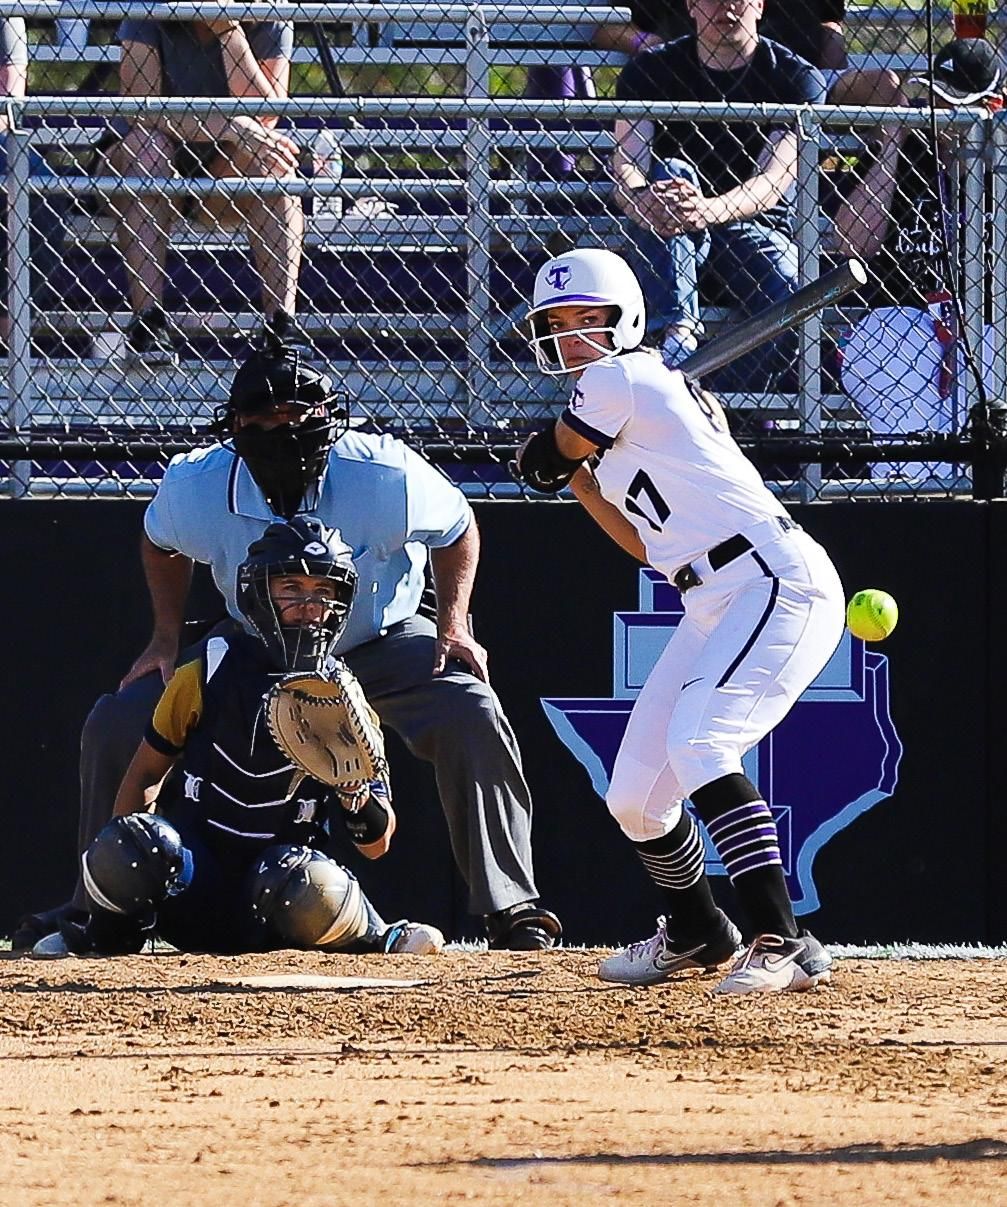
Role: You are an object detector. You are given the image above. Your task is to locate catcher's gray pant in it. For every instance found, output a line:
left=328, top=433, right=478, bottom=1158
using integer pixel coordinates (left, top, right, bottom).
left=73, top=615, right=538, bottom=917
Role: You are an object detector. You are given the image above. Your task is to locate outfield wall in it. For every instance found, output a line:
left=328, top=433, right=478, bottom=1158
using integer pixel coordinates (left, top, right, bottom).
left=1, top=500, right=1001, bottom=945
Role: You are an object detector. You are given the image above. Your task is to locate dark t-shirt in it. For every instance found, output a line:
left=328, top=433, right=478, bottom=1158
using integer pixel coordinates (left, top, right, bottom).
left=117, top=20, right=293, bottom=97
left=616, top=36, right=827, bottom=232
left=625, top=0, right=845, bottom=68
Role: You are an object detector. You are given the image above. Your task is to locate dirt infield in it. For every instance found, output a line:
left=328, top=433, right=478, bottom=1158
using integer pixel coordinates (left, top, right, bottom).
left=0, top=950, right=1004, bottom=1205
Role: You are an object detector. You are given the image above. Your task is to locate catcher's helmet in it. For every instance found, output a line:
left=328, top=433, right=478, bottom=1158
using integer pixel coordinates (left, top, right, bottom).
left=248, top=845, right=368, bottom=949
left=215, top=337, right=349, bottom=519
left=236, top=517, right=357, bottom=672
left=82, top=815, right=194, bottom=916
left=527, top=248, right=646, bottom=374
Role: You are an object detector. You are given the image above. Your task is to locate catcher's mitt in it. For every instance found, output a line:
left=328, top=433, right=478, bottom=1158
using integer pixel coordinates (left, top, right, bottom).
left=265, top=663, right=389, bottom=799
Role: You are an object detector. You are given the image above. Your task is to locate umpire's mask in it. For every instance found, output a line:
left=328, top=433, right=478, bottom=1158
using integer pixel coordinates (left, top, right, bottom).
left=236, top=518, right=358, bottom=672
left=216, top=337, right=349, bottom=519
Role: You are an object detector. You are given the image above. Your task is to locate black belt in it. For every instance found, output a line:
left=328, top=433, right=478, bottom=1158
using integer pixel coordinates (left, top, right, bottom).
left=673, top=517, right=799, bottom=594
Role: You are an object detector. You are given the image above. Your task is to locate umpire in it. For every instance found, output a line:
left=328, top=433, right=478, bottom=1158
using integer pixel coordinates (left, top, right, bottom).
left=18, top=340, right=561, bottom=951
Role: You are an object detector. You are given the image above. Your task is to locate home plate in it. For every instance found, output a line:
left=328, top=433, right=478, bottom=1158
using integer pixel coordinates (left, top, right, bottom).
left=216, top=974, right=427, bottom=991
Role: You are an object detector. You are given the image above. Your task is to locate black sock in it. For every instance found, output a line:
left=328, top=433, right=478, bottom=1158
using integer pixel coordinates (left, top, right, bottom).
left=633, top=809, right=721, bottom=940
left=691, top=774, right=797, bottom=939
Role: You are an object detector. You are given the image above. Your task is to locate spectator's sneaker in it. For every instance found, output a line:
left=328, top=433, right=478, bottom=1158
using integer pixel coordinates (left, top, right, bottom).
left=383, top=921, right=445, bottom=955
left=661, top=325, right=698, bottom=368
left=258, top=310, right=316, bottom=359
left=598, top=911, right=742, bottom=986
left=486, top=902, right=563, bottom=951
left=124, top=307, right=176, bottom=366
left=713, top=931, right=833, bottom=996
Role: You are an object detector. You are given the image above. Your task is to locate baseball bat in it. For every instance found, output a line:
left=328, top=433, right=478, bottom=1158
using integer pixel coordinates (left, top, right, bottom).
left=676, top=259, right=868, bottom=383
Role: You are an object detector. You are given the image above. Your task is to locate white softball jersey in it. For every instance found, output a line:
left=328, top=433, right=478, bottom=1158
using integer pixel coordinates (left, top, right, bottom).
left=562, top=351, right=846, bottom=842
left=562, top=351, right=789, bottom=579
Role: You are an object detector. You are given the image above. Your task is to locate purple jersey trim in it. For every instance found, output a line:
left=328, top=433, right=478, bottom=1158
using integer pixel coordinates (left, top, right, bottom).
left=563, top=409, right=616, bottom=451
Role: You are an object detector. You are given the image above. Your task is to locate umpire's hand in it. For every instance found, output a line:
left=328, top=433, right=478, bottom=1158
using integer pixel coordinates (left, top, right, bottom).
left=119, top=635, right=179, bottom=690
left=433, top=625, right=489, bottom=683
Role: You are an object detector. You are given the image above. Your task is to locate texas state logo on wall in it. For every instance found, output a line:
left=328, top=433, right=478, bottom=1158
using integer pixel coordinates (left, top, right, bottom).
left=542, top=569, right=903, bottom=914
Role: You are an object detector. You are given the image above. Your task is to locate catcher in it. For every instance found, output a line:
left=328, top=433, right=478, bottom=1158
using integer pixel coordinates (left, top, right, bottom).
left=32, top=519, right=444, bottom=958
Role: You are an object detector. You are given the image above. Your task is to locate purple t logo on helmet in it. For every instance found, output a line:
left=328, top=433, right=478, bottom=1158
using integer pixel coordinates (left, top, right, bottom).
left=546, top=263, right=572, bottom=291
left=541, top=568, right=903, bottom=914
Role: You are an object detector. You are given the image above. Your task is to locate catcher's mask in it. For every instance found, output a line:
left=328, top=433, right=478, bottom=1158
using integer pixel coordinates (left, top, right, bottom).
left=236, top=517, right=358, bottom=672
left=82, top=815, right=194, bottom=916
left=213, top=335, right=349, bottom=519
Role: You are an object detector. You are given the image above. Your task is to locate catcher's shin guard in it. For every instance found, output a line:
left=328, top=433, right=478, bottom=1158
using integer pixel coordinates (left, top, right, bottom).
left=82, top=815, right=193, bottom=917
left=247, top=845, right=370, bottom=950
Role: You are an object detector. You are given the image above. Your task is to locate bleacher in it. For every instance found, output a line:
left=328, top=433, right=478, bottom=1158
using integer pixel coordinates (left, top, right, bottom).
left=4, top=2, right=1002, bottom=497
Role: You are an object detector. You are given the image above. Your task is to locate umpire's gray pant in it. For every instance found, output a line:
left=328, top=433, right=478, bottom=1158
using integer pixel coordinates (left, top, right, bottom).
left=74, top=615, right=539, bottom=917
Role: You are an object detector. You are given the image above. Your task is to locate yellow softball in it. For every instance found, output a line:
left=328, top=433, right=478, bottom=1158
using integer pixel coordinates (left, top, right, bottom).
left=846, top=589, right=899, bottom=642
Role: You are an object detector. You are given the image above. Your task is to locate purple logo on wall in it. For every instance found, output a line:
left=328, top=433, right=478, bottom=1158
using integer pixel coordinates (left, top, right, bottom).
left=542, top=569, right=903, bottom=913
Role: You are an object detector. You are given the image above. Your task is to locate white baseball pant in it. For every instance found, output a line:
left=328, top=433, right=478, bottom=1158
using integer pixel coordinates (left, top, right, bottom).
left=606, top=526, right=845, bottom=843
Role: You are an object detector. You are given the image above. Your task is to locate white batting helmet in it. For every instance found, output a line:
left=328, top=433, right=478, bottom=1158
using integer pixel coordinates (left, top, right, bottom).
left=527, top=248, right=647, bottom=374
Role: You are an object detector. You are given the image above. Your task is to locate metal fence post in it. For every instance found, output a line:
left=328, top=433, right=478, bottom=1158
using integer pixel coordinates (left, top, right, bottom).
left=795, top=109, right=821, bottom=502
left=988, top=110, right=1007, bottom=409
left=463, top=6, right=493, bottom=421
left=960, top=115, right=988, bottom=425
left=6, top=119, right=32, bottom=497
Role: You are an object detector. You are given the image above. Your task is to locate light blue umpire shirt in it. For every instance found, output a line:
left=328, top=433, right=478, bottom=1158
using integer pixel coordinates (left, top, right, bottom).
left=144, top=431, right=473, bottom=655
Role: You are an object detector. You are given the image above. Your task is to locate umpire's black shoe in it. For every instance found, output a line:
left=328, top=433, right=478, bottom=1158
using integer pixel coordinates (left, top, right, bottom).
left=11, top=905, right=87, bottom=953
left=486, top=902, right=562, bottom=951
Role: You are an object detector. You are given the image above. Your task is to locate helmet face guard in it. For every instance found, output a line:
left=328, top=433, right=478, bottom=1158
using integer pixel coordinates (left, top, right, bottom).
left=236, top=519, right=358, bottom=673
left=215, top=343, right=349, bottom=519
left=528, top=310, right=622, bottom=375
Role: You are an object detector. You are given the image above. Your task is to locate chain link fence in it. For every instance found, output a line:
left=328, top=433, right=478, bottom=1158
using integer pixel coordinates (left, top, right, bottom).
left=1, top=1, right=1005, bottom=499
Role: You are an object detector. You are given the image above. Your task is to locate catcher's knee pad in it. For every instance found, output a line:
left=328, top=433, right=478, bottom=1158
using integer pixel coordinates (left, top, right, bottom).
left=82, top=814, right=194, bottom=916
left=247, top=845, right=368, bottom=950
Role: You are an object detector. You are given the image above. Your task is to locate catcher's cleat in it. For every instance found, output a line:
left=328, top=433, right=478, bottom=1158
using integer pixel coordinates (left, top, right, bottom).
left=486, top=902, right=563, bottom=951
left=29, top=918, right=102, bottom=959
left=11, top=905, right=87, bottom=952
left=713, top=931, right=833, bottom=996
left=30, top=932, right=73, bottom=959
left=383, top=921, right=445, bottom=955
left=597, top=911, right=742, bottom=986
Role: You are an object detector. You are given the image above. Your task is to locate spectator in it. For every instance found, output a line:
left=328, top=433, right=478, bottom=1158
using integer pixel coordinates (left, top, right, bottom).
left=0, top=17, right=66, bottom=347
left=833, top=40, right=1001, bottom=446
left=599, top=0, right=903, bottom=109
left=612, top=0, right=826, bottom=390
left=13, top=341, right=562, bottom=954
left=110, top=17, right=303, bottom=364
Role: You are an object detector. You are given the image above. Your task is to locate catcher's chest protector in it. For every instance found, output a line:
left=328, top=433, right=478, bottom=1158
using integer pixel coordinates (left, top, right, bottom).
left=176, top=634, right=329, bottom=846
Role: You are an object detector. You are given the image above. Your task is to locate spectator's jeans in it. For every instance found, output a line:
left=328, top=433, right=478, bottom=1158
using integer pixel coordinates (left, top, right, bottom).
left=625, top=157, right=800, bottom=391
